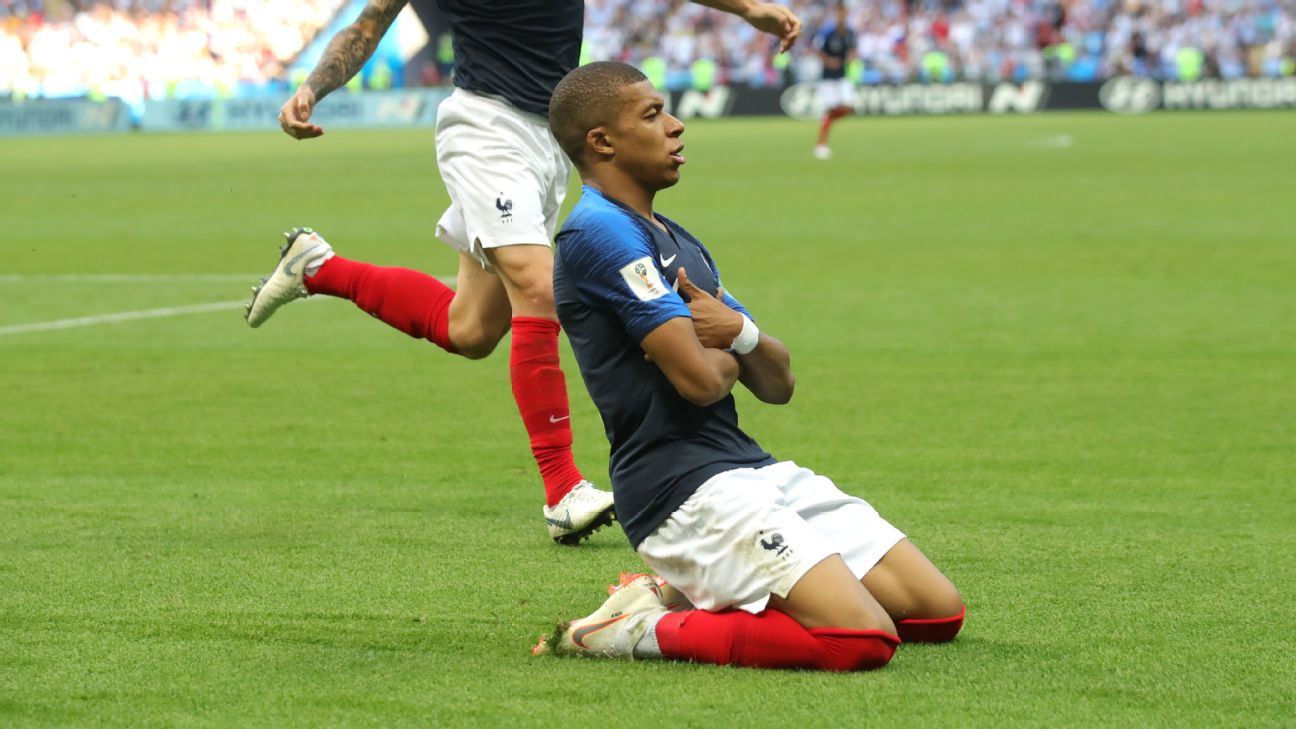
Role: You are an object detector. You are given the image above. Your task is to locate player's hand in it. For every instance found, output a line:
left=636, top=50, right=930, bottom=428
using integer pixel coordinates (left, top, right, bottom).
left=677, top=268, right=743, bottom=349
left=279, top=86, right=324, bottom=140
left=741, top=2, right=802, bottom=53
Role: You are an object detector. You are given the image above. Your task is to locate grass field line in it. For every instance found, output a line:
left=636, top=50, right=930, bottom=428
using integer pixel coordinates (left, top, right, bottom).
left=0, top=299, right=251, bottom=336
left=1027, top=133, right=1075, bottom=149
left=0, top=273, right=266, bottom=283
left=0, top=273, right=455, bottom=284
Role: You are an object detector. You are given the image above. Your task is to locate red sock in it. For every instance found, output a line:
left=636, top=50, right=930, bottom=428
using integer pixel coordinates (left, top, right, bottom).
left=655, top=609, right=900, bottom=671
left=817, top=107, right=851, bottom=145
left=305, top=256, right=455, bottom=352
left=897, top=605, right=966, bottom=643
left=509, top=317, right=584, bottom=505
left=817, top=114, right=833, bottom=145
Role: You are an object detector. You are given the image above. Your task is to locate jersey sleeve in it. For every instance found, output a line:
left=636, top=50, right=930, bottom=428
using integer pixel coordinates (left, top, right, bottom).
left=720, top=290, right=753, bottom=321
left=558, top=211, right=691, bottom=343
left=813, top=26, right=829, bottom=52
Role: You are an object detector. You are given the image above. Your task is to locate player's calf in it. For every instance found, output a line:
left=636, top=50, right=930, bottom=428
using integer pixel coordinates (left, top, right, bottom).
left=535, top=578, right=900, bottom=671
left=652, top=608, right=899, bottom=671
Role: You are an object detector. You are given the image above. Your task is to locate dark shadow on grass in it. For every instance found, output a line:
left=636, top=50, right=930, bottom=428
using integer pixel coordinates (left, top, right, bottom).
left=0, top=697, right=90, bottom=724
left=24, top=612, right=449, bottom=655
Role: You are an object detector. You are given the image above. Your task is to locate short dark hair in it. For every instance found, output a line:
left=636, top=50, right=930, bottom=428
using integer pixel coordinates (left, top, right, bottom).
left=548, top=61, right=649, bottom=167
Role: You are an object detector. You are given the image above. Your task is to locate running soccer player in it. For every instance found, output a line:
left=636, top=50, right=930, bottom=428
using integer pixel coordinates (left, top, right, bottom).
left=813, top=2, right=857, bottom=160
left=533, top=62, right=964, bottom=670
left=245, top=1, right=802, bottom=545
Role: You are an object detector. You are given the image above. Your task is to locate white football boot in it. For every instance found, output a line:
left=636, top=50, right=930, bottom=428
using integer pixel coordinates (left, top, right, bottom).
left=609, top=572, right=694, bottom=612
left=813, top=144, right=833, bottom=160
left=245, top=227, right=334, bottom=328
left=544, top=480, right=616, bottom=545
left=533, top=575, right=668, bottom=659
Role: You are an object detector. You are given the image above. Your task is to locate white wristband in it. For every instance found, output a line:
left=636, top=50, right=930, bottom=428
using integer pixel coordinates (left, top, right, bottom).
left=730, top=314, right=760, bottom=355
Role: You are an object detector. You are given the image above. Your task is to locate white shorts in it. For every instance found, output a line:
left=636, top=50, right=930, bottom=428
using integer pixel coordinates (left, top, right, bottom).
left=818, top=77, right=856, bottom=110
left=433, top=88, right=572, bottom=271
left=636, top=461, right=905, bottom=614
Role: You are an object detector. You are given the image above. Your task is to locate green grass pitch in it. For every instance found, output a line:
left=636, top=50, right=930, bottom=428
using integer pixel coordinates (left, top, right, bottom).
left=1, top=111, right=1293, bottom=727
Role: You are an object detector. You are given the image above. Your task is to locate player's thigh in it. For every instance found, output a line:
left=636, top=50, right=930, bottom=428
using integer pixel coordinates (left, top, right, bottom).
left=861, top=539, right=963, bottom=621
left=768, top=554, right=895, bottom=634
left=446, top=252, right=510, bottom=357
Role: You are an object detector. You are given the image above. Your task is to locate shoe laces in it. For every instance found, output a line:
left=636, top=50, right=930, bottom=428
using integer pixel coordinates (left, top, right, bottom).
left=607, top=571, right=669, bottom=596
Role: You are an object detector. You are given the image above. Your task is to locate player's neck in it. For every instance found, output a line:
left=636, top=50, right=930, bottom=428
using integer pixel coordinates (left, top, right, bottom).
left=585, top=176, right=658, bottom=227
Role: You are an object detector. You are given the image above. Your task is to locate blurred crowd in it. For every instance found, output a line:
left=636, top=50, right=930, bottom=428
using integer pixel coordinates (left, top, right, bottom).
left=0, top=0, right=342, bottom=101
left=587, top=0, right=1296, bottom=87
left=2, top=0, right=1293, bottom=101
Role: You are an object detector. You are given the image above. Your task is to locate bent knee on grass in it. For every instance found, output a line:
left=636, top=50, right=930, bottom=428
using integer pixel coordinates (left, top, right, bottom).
left=864, top=539, right=964, bottom=622
left=771, top=555, right=898, bottom=635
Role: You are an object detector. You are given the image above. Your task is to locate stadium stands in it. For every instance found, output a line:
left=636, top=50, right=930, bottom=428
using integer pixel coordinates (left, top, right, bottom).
left=584, top=0, right=1296, bottom=88
left=2, top=0, right=1293, bottom=100
left=0, top=0, right=345, bottom=101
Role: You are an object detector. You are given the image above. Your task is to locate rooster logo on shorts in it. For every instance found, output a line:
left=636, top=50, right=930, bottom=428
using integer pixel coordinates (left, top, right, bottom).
left=495, top=195, right=513, bottom=221
left=760, top=532, right=790, bottom=558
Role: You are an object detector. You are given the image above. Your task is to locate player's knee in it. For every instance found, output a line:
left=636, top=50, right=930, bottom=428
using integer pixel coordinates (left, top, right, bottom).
left=449, top=320, right=507, bottom=360
left=833, top=602, right=896, bottom=636
left=507, top=273, right=555, bottom=314
left=488, top=247, right=556, bottom=312
left=897, top=601, right=966, bottom=644
left=921, top=579, right=964, bottom=621
left=808, top=629, right=900, bottom=671
left=455, top=340, right=498, bottom=360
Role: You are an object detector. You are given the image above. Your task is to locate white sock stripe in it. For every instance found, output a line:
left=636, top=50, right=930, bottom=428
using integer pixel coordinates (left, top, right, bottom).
left=627, top=608, right=667, bottom=659
left=0, top=300, right=248, bottom=336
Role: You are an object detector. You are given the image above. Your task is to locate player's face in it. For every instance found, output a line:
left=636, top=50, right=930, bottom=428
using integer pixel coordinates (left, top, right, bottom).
left=612, top=81, right=686, bottom=190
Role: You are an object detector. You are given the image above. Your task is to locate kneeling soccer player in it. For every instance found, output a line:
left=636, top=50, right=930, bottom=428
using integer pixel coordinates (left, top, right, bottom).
left=533, top=62, right=966, bottom=671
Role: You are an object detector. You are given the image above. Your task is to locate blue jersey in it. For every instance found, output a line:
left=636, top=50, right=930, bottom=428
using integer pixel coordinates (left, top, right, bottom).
left=554, top=187, right=776, bottom=548
left=814, top=22, right=857, bottom=80
left=438, top=0, right=583, bottom=117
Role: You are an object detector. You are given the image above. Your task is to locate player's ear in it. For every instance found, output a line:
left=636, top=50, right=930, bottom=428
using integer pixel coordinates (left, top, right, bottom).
left=588, top=126, right=614, bottom=161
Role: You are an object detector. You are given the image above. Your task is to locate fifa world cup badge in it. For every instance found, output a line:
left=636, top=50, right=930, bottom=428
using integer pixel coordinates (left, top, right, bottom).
left=620, top=257, right=669, bottom=301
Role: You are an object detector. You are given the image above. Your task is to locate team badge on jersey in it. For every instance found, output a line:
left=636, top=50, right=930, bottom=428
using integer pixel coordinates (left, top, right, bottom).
left=619, top=257, right=670, bottom=301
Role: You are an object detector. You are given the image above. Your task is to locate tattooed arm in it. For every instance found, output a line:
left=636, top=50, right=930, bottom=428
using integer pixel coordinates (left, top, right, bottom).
left=279, top=0, right=408, bottom=140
